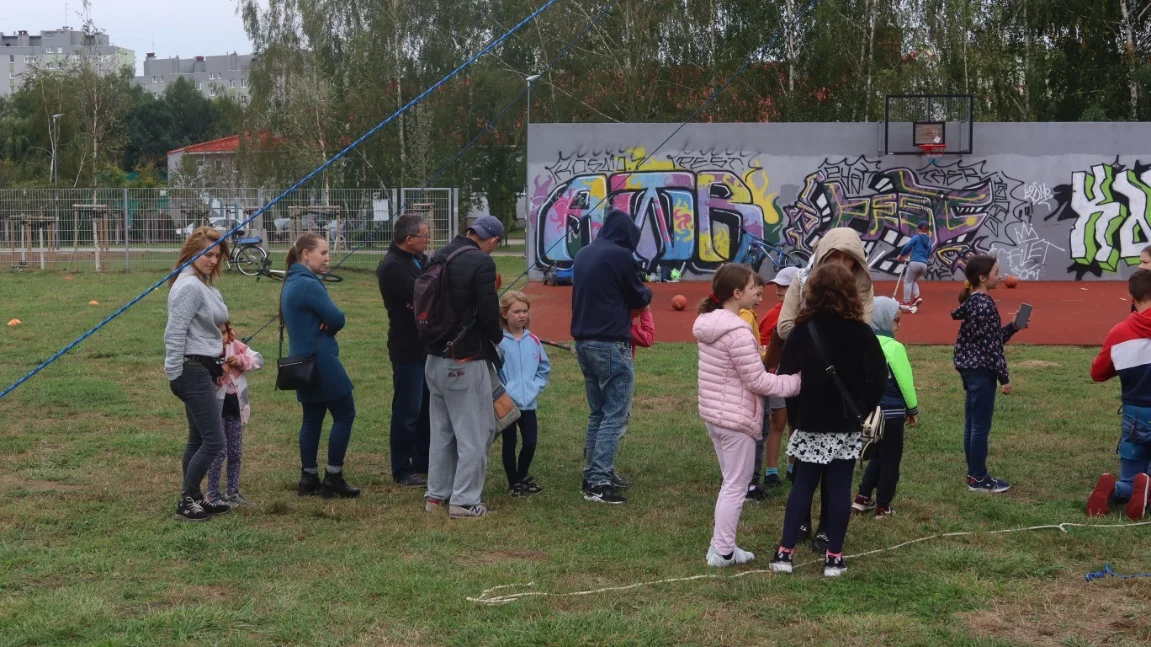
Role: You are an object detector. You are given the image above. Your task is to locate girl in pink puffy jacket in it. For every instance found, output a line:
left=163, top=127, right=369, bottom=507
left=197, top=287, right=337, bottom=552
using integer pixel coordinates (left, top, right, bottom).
left=693, top=264, right=802, bottom=568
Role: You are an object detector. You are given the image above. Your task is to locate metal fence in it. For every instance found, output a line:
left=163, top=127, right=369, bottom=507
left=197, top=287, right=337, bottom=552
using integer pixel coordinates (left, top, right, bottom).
left=0, top=187, right=459, bottom=273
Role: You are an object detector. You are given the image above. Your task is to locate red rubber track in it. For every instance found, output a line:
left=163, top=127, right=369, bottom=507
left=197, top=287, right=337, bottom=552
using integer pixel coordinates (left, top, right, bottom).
left=524, top=280, right=1127, bottom=346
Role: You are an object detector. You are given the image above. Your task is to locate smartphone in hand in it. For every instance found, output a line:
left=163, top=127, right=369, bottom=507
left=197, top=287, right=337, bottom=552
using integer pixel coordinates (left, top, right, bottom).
left=1015, top=303, right=1032, bottom=329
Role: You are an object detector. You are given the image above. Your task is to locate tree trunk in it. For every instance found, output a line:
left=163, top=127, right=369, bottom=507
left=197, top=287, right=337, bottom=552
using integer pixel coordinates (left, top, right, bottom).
left=784, top=0, right=797, bottom=94
left=1120, top=0, right=1140, bottom=119
left=1023, top=0, right=1031, bottom=119
left=391, top=0, right=406, bottom=179
left=865, top=0, right=876, bottom=121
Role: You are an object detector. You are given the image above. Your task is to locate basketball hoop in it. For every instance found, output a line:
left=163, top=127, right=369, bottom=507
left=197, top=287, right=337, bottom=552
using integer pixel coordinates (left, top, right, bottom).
left=919, top=143, right=946, bottom=161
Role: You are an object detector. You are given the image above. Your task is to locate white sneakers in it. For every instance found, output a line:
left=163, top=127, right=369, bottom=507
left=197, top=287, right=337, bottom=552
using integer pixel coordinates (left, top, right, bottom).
left=706, top=546, right=755, bottom=567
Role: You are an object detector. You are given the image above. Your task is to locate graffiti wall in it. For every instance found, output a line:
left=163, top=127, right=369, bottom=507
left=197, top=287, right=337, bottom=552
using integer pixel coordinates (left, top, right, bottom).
left=527, top=123, right=1151, bottom=281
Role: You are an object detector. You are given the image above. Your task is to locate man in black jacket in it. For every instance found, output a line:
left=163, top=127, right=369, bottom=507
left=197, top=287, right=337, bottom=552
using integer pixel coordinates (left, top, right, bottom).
left=570, top=208, right=652, bottom=505
left=376, top=214, right=432, bottom=487
left=424, top=215, right=504, bottom=519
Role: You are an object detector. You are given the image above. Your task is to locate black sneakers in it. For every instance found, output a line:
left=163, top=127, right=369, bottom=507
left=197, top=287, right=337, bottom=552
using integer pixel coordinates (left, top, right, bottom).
left=609, top=471, right=629, bottom=490
left=824, top=554, right=847, bottom=577
left=175, top=496, right=210, bottom=521
left=396, top=473, right=428, bottom=488
left=174, top=496, right=229, bottom=521
left=584, top=484, right=626, bottom=505
left=746, top=484, right=767, bottom=501
left=521, top=476, right=543, bottom=495
left=769, top=547, right=794, bottom=574
left=298, top=470, right=322, bottom=496
left=321, top=471, right=361, bottom=498
left=811, top=530, right=830, bottom=553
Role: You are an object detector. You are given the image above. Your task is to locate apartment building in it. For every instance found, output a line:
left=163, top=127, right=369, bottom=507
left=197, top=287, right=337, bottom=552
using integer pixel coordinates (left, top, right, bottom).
left=135, top=52, right=254, bottom=103
left=2, top=27, right=134, bottom=96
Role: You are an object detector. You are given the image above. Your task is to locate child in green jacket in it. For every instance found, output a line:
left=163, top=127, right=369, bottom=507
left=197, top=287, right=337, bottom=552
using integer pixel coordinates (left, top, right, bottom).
left=853, top=297, right=919, bottom=517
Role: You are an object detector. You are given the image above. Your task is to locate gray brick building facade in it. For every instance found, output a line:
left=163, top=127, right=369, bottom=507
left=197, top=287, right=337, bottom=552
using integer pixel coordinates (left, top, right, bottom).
left=2, top=28, right=134, bottom=96
left=135, top=52, right=254, bottom=103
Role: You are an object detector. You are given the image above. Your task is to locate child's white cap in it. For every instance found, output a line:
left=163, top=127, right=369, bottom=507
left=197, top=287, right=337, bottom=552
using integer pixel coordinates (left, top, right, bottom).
left=769, top=267, right=800, bottom=287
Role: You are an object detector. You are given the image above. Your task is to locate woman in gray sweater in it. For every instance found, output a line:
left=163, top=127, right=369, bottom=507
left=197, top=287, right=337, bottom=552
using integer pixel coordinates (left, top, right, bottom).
left=165, top=227, right=234, bottom=521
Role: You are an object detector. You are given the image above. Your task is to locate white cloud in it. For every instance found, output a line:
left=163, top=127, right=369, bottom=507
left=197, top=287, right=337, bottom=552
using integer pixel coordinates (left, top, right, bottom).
left=4, top=0, right=262, bottom=74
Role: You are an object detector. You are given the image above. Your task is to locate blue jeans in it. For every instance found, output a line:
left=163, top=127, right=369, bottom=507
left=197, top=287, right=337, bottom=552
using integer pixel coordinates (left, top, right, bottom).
left=961, top=370, right=997, bottom=480
left=576, top=341, right=634, bottom=488
left=390, top=362, right=431, bottom=481
left=1115, top=405, right=1151, bottom=499
left=300, top=393, right=356, bottom=470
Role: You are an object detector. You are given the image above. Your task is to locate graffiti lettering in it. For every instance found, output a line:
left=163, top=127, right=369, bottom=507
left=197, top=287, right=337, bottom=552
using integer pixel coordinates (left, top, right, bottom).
left=1051, top=161, right=1151, bottom=277
left=1024, top=182, right=1054, bottom=205
left=533, top=169, right=767, bottom=273
left=989, top=223, right=1065, bottom=281
left=781, top=157, right=1026, bottom=278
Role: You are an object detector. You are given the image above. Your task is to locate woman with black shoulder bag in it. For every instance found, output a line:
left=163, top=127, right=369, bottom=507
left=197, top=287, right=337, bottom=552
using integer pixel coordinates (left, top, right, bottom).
left=768, top=262, right=887, bottom=577
left=280, top=233, right=360, bottom=499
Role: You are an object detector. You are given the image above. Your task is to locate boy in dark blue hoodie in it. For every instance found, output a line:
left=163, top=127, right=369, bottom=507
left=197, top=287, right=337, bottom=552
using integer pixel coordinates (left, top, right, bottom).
left=571, top=208, right=653, bottom=504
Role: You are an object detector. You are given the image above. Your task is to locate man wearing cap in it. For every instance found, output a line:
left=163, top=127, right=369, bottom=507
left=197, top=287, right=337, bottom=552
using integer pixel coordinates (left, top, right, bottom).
left=897, top=221, right=933, bottom=311
left=423, top=215, right=504, bottom=519
left=747, top=266, right=800, bottom=498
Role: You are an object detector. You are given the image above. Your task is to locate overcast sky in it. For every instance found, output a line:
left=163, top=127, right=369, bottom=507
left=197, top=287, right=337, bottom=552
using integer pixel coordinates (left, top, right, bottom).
left=4, top=0, right=259, bottom=75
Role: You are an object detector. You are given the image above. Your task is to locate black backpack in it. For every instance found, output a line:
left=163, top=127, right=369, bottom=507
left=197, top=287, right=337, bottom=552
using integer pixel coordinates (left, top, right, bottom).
left=413, top=246, right=478, bottom=347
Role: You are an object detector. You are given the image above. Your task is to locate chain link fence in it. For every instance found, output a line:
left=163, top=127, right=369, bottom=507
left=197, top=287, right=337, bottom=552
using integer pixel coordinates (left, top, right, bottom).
left=0, top=187, right=460, bottom=273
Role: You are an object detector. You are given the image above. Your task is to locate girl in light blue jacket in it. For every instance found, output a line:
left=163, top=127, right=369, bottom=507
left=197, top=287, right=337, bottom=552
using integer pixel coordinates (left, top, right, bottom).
left=498, top=291, right=552, bottom=496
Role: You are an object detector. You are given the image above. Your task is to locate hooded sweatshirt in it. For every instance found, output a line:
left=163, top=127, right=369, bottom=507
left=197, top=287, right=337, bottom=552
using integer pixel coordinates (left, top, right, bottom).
left=951, top=292, right=1017, bottom=384
left=900, top=233, right=933, bottom=264
left=776, top=227, right=875, bottom=340
left=1091, top=308, right=1151, bottom=407
left=694, top=308, right=801, bottom=438
left=571, top=209, right=653, bottom=343
left=497, top=329, right=552, bottom=411
left=871, top=297, right=919, bottom=419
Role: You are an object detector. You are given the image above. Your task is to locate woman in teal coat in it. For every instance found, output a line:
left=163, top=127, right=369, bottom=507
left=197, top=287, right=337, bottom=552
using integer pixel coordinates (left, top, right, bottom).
left=281, top=233, right=360, bottom=499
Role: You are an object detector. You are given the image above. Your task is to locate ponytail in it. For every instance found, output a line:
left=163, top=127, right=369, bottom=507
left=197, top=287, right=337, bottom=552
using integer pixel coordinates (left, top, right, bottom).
left=958, top=254, right=997, bottom=304
left=280, top=232, right=326, bottom=324
left=698, top=263, right=755, bottom=314
left=285, top=232, right=324, bottom=271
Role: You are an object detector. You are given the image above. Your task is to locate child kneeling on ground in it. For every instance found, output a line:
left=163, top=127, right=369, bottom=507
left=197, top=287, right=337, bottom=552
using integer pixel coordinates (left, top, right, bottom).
left=1089, top=269, right=1151, bottom=520
left=853, top=297, right=919, bottom=518
left=694, top=264, right=801, bottom=568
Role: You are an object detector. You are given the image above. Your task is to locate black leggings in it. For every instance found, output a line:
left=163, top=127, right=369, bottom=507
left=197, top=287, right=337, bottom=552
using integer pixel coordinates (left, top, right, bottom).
left=501, top=409, right=538, bottom=486
left=858, top=417, right=906, bottom=508
left=781, top=458, right=856, bottom=554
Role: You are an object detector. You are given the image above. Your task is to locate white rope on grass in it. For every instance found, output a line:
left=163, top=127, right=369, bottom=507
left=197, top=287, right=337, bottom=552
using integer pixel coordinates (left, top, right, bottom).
left=465, top=519, right=1151, bottom=605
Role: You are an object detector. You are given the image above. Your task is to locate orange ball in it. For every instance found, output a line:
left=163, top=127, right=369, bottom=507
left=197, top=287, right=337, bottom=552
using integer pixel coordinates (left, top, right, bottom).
left=671, top=295, right=688, bottom=311
left=1004, top=275, right=1019, bottom=289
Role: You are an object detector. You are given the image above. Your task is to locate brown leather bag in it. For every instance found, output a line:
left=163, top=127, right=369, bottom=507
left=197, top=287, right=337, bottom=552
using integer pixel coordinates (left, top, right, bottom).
left=763, top=328, right=784, bottom=371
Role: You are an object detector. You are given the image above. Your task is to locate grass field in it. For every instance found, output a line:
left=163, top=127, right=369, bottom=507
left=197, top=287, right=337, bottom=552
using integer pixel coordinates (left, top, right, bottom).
left=2, top=264, right=1151, bottom=646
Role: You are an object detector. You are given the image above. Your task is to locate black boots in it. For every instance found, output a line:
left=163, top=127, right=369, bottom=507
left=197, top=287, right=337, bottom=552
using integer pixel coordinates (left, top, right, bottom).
left=298, top=470, right=322, bottom=496
left=321, top=470, right=360, bottom=499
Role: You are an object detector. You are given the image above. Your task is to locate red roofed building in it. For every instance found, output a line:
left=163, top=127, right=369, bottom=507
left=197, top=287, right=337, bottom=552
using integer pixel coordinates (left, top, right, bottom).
left=167, top=133, right=282, bottom=185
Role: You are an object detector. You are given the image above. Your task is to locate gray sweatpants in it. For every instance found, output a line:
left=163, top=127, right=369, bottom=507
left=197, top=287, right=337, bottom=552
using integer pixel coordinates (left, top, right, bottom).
left=903, top=261, right=928, bottom=303
left=425, top=355, right=496, bottom=507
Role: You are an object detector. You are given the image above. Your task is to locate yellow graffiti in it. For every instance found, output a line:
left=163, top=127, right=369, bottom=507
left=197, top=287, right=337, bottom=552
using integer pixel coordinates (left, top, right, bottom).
left=744, top=168, right=780, bottom=226
left=699, top=229, right=733, bottom=262
left=621, top=147, right=675, bottom=171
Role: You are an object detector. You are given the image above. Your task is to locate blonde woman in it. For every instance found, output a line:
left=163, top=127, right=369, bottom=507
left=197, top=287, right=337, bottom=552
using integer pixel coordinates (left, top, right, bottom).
left=164, top=227, right=233, bottom=521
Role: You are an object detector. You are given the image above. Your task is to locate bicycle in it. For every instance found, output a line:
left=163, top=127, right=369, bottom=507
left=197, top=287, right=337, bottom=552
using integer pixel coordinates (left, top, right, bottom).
left=253, top=257, right=343, bottom=283
left=227, top=230, right=269, bottom=276
left=741, top=230, right=810, bottom=277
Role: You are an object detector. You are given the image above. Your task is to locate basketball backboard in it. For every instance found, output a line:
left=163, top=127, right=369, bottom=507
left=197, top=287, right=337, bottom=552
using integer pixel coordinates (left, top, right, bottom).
left=884, top=95, right=974, bottom=155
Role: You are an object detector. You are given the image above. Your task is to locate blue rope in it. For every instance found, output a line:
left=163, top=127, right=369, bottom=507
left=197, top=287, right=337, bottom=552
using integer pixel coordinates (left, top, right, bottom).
left=1085, top=564, right=1151, bottom=582
left=327, top=0, right=621, bottom=275
left=500, top=0, right=823, bottom=296
left=236, top=0, right=623, bottom=344
left=0, top=0, right=561, bottom=402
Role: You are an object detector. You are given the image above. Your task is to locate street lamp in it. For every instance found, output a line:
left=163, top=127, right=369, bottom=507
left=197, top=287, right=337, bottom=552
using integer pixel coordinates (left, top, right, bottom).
left=523, top=74, right=541, bottom=255
left=50, top=113, right=64, bottom=184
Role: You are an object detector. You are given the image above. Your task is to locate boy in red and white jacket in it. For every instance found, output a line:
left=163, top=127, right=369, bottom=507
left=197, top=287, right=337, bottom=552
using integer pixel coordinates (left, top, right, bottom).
left=1089, top=269, right=1151, bottom=520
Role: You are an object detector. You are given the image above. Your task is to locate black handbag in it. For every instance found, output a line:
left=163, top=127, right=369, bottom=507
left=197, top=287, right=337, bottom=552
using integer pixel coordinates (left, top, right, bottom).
left=275, top=286, right=317, bottom=391
left=806, top=321, right=885, bottom=462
